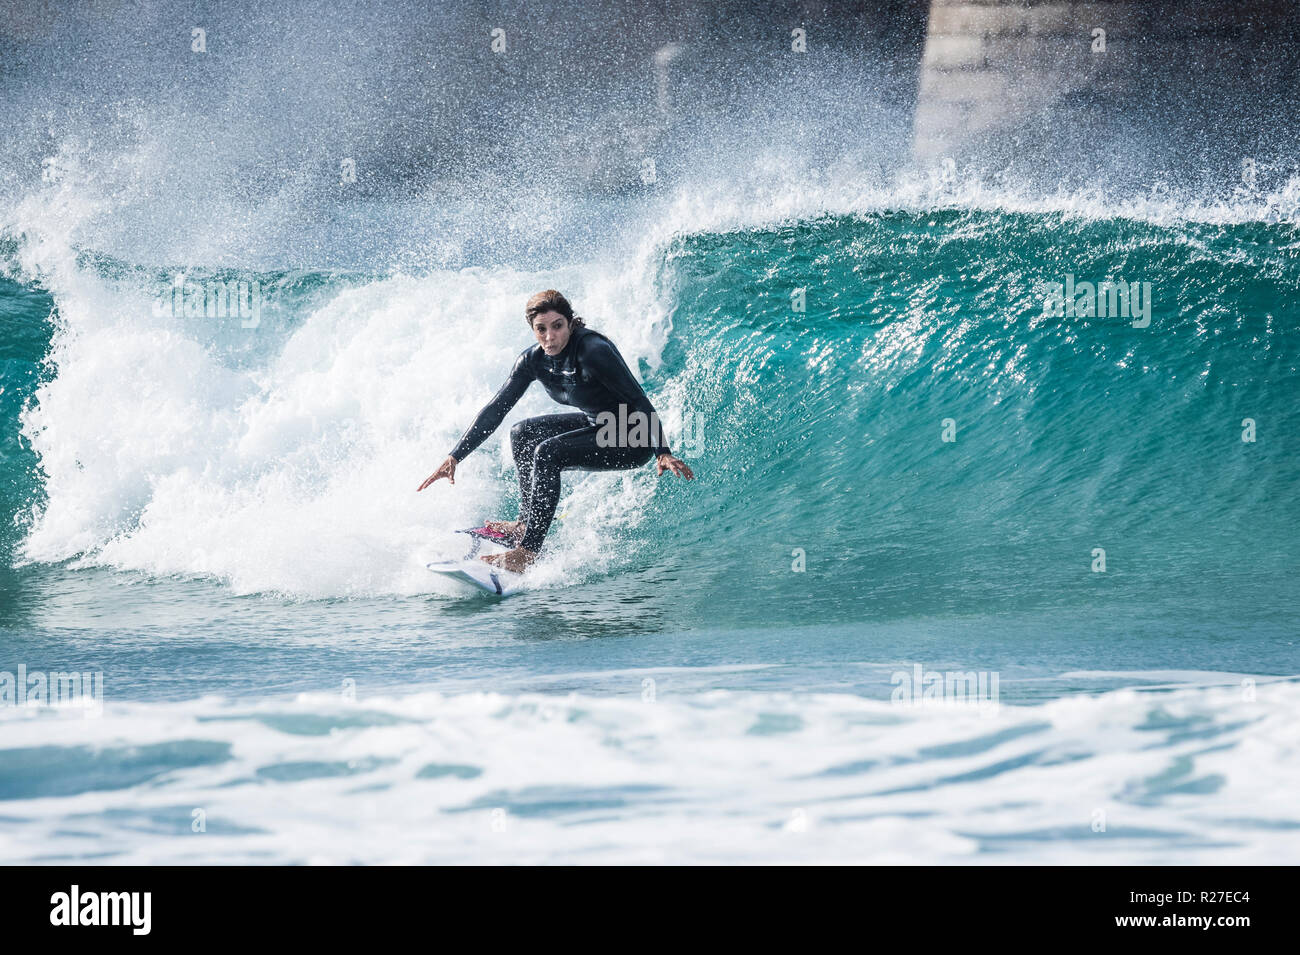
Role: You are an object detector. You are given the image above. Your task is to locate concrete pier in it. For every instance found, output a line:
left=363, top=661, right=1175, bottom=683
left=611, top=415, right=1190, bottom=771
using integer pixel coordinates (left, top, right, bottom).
left=912, top=0, right=1300, bottom=171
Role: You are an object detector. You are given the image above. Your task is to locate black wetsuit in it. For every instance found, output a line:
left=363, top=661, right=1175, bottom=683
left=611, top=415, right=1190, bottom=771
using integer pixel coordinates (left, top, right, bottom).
left=448, top=327, right=670, bottom=552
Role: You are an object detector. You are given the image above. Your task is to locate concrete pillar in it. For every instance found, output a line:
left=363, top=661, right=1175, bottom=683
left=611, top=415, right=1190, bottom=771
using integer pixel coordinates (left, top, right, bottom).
left=911, top=0, right=1298, bottom=168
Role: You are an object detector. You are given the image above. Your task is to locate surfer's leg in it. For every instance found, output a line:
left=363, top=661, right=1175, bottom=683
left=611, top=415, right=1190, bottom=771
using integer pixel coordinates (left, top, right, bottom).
left=509, top=414, right=589, bottom=523
left=518, top=426, right=653, bottom=552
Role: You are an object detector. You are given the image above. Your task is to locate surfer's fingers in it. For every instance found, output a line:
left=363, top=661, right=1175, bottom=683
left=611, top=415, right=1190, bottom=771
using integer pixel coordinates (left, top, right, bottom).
left=418, top=467, right=453, bottom=490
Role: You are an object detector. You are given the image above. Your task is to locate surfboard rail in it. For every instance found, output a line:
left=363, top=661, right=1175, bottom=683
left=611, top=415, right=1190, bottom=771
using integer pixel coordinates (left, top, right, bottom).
left=427, top=524, right=525, bottom=596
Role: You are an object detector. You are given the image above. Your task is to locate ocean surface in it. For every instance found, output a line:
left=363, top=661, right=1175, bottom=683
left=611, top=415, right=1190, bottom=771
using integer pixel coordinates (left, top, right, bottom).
left=2, top=160, right=1299, bottom=862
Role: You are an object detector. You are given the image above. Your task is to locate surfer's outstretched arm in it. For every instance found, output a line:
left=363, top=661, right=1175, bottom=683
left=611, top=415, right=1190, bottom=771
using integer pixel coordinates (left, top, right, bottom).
left=418, top=352, right=533, bottom=490
left=449, top=352, right=535, bottom=461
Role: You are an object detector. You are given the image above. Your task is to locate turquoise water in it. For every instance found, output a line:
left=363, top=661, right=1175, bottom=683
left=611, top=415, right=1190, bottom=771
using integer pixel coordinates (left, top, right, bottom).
left=1, top=198, right=1298, bottom=863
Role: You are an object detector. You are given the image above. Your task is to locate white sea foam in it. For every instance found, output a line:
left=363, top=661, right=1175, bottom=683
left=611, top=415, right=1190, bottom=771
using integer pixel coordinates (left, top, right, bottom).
left=651, top=155, right=1300, bottom=239
left=1, top=679, right=1296, bottom=864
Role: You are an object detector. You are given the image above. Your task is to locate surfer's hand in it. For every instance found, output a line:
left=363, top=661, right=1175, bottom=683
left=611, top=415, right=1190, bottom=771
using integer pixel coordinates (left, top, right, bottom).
left=418, top=455, right=457, bottom=491
left=656, top=454, right=694, bottom=480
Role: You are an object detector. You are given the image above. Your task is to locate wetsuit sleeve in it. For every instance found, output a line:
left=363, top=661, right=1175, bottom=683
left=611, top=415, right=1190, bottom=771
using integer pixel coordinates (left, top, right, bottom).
left=448, top=352, right=534, bottom=461
left=582, top=336, right=672, bottom=456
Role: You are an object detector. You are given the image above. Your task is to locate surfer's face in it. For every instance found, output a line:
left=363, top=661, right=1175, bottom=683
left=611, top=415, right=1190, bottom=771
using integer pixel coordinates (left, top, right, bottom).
left=532, top=311, right=571, bottom=356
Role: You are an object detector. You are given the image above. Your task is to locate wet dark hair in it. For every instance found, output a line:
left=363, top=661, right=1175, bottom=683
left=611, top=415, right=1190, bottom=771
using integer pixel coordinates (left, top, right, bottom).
left=525, top=289, right=586, bottom=332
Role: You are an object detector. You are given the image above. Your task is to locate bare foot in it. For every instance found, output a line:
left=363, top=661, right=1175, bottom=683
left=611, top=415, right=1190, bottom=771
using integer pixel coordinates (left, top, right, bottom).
left=481, top=547, right=537, bottom=575
left=484, top=520, right=526, bottom=542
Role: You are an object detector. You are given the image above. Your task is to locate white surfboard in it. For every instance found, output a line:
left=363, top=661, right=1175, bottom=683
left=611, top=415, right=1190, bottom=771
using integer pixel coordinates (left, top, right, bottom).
left=427, top=559, right=524, bottom=597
